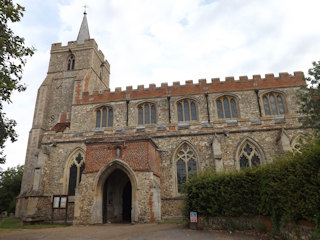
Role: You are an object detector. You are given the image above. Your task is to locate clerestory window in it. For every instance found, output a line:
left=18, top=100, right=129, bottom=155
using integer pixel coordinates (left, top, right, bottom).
left=176, top=143, right=197, bottom=192
left=68, top=152, right=85, bottom=196
left=137, top=102, right=156, bottom=125
left=216, top=96, right=239, bottom=119
left=96, top=106, right=113, bottom=128
left=177, top=99, right=197, bottom=122
left=262, top=92, right=286, bottom=116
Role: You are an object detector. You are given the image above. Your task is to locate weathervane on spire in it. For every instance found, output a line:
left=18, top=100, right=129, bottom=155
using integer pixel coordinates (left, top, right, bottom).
left=83, top=4, right=88, bottom=14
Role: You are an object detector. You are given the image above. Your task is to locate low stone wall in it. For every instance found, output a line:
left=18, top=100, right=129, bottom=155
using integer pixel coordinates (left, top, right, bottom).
left=195, top=216, right=317, bottom=240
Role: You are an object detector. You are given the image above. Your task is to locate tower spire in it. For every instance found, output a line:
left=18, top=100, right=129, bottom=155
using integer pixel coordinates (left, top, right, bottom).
left=77, top=7, right=90, bottom=44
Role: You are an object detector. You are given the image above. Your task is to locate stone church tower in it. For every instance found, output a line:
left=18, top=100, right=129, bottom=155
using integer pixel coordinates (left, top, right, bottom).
left=16, top=12, right=307, bottom=224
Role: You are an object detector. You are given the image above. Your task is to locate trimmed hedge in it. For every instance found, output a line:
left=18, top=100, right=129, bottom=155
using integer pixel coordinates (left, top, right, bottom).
left=183, top=138, right=320, bottom=225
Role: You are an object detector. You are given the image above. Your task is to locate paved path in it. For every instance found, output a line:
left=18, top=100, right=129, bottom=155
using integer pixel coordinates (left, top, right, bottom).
left=0, top=223, right=267, bottom=240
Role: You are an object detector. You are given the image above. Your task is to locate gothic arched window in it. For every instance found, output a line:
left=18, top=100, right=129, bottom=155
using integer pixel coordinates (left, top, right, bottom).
left=67, top=55, right=75, bottom=71
left=96, top=106, right=113, bottom=128
left=216, top=96, right=239, bottom=119
left=175, top=143, right=197, bottom=192
left=137, top=102, right=156, bottom=125
left=237, top=140, right=263, bottom=169
left=291, top=135, right=306, bottom=152
left=68, top=152, right=85, bottom=196
left=177, top=99, right=198, bottom=122
left=262, top=92, right=286, bottom=116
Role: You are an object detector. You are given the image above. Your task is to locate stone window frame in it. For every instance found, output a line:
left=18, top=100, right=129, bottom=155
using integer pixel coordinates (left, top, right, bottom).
left=214, top=94, right=240, bottom=119
left=176, top=98, right=199, bottom=122
left=290, top=134, right=306, bottom=152
left=234, top=137, right=266, bottom=170
left=63, top=148, right=86, bottom=196
left=95, top=105, right=113, bottom=128
left=136, top=101, right=157, bottom=125
left=260, top=90, right=287, bottom=116
left=67, top=54, right=75, bottom=71
left=173, top=141, right=199, bottom=194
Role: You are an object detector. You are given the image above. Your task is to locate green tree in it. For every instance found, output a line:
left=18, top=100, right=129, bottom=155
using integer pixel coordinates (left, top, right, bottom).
left=0, top=1, right=34, bottom=163
left=0, top=165, right=23, bottom=213
left=297, top=61, right=320, bottom=131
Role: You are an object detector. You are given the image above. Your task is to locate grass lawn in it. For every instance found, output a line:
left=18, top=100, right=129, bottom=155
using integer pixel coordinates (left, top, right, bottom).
left=0, top=217, right=69, bottom=229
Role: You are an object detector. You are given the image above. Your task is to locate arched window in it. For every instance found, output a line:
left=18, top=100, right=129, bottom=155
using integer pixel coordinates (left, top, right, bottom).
left=137, top=102, right=156, bottom=125
left=96, top=106, right=113, bottom=128
left=177, top=99, right=197, bottom=122
left=216, top=96, right=239, bottom=119
left=67, top=55, right=75, bottom=70
left=262, top=92, right=286, bottom=116
left=175, top=143, right=197, bottom=192
left=291, top=135, right=306, bottom=152
left=237, top=140, right=263, bottom=169
left=68, top=152, right=85, bottom=196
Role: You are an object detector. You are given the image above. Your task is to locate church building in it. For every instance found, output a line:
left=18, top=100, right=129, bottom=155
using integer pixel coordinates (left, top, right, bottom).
left=16, top=12, right=307, bottom=224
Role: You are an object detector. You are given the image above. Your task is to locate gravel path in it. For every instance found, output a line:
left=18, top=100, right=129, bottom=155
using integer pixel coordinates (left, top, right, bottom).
left=0, top=223, right=267, bottom=240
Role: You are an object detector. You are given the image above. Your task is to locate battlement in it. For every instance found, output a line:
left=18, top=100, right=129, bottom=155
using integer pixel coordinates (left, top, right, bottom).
left=51, top=39, right=105, bottom=60
left=76, top=72, right=305, bottom=104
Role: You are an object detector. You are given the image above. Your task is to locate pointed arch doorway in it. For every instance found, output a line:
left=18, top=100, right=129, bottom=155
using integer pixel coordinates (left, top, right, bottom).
left=103, top=169, right=132, bottom=223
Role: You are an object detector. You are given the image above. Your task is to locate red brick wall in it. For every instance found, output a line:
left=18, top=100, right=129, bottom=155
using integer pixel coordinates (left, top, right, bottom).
left=75, top=72, right=305, bottom=104
left=84, top=140, right=160, bottom=174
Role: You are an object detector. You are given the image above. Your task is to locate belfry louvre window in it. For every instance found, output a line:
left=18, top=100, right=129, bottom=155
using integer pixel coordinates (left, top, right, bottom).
left=177, top=99, right=197, bottom=122
left=216, top=96, right=238, bottom=119
left=96, top=106, right=113, bottom=128
left=138, top=102, right=156, bottom=125
left=68, top=152, right=85, bottom=196
left=67, top=55, right=75, bottom=70
left=262, top=92, right=286, bottom=115
left=176, top=143, right=197, bottom=192
left=238, top=141, right=261, bottom=169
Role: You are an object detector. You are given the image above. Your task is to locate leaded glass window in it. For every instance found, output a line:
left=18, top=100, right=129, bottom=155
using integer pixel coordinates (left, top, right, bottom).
left=137, top=102, right=156, bottom=125
left=238, top=141, right=261, bottom=169
left=68, top=152, right=85, bottom=196
left=67, top=55, right=75, bottom=70
left=96, top=106, right=113, bottom=128
left=176, top=143, right=197, bottom=192
left=177, top=99, right=198, bottom=122
left=216, top=96, right=238, bottom=119
left=262, top=92, right=286, bottom=116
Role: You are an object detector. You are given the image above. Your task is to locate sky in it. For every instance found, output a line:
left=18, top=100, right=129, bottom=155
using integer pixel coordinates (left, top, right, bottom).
left=2, top=0, right=320, bottom=169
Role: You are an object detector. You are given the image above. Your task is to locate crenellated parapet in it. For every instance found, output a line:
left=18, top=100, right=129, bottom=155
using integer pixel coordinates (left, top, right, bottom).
left=75, top=72, right=305, bottom=104
left=51, top=39, right=105, bottom=61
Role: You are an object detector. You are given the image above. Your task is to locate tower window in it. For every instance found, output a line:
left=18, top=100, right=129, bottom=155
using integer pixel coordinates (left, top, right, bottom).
left=68, top=152, right=85, bottom=196
left=216, top=96, right=239, bottom=119
left=177, top=99, right=197, bottom=122
left=262, top=92, right=286, bottom=116
left=67, top=55, right=75, bottom=70
left=137, top=102, right=156, bottom=125
left=96, top=106, right=113, bottom=128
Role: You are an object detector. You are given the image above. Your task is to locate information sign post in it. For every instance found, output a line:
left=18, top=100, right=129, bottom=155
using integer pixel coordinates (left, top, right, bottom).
left=190, top=212, right=197, bottom=230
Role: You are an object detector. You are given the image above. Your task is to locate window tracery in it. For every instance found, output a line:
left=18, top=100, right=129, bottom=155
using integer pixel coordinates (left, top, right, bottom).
left=291, top=135, right=306, bottom=152
left=96, top=106, right=113, bottom=128
left=216, top=96, right=239, bottom=119
left=175, top=143, right=197, bottom=192
left=262, top=92, right=286, bottom=115
left=68, top=152, right=85, bottom=196
left=177, top=99, right=197, bottom=122
left=137, top=102, right=156, bottom=125
left=237, top=141, right=262, bottom=169
left=67, top=55, right=75, bottom=70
